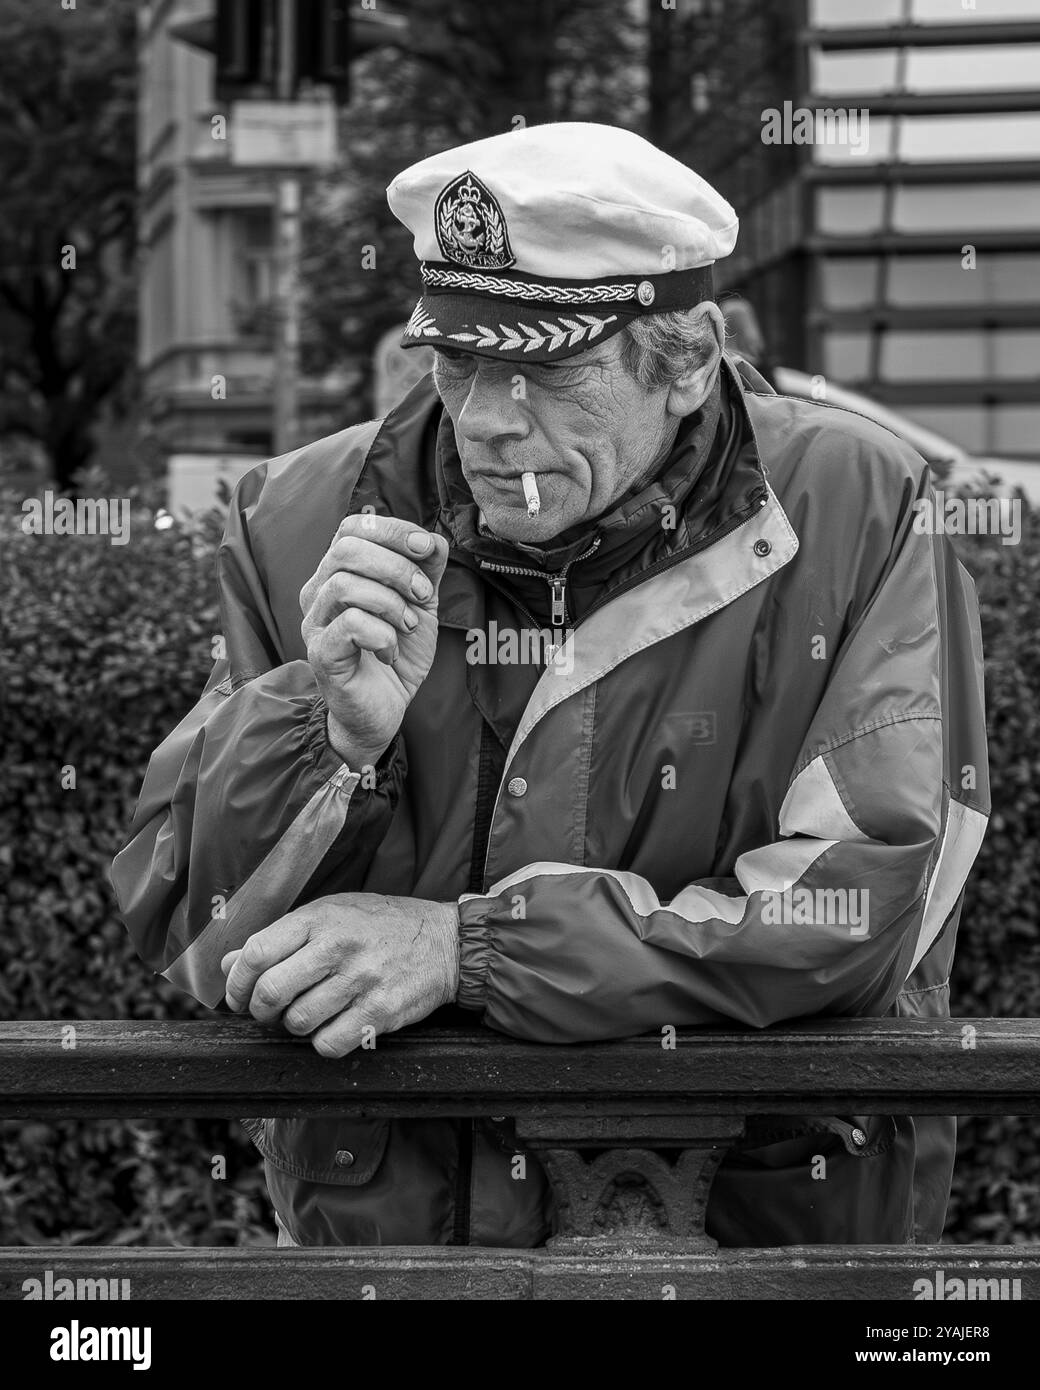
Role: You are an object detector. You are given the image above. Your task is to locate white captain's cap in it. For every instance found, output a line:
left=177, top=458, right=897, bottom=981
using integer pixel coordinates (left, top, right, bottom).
left=387, top=122, right=738, bottom=363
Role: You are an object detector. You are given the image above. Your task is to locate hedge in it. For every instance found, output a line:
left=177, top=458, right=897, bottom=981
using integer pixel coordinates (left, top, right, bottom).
left=0, top=492, right=271, bottom=1245
left=0, top=482, right=1037, bottom=1246
left=945, top=492, right=1040, bottom=1243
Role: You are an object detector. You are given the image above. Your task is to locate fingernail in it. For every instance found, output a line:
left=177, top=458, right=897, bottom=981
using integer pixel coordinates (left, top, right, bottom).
left=406, top=531, right=431, bottom=554
left=411, top=573, right=433, bottom=600
left=403, top=606, right=419, bottom=629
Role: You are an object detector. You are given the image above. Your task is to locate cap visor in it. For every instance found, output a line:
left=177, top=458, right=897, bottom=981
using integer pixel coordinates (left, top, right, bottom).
left=401, top=294, right=637, bottom=363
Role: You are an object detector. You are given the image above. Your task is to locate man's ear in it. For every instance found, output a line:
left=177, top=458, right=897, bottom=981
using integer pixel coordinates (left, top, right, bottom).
left=665, top=302, right=726, bottom=418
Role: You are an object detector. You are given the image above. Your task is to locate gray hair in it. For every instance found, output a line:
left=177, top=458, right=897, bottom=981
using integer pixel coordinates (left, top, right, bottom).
left=618, top=305, right=720, bottom=391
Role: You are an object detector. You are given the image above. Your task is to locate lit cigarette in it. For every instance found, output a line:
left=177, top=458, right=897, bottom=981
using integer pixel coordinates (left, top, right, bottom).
left=521, top=471, right=540, bottom=518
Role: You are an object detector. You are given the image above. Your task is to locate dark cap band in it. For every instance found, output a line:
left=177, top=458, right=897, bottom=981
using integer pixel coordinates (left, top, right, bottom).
left=418, top=260, right=715, bottom=314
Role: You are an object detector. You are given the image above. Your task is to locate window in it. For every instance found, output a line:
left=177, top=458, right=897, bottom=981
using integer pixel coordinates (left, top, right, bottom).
left=902, top=405, right=987, bottom=455
left=885, top=253, right=1040, bottom=306
left=911, top=0, right=1040, bottom=22
left=991, top=331, right=1040, bottom=379
left=145, top=225, right=176, bottom=363
left=812, top=114, right=1040, bottom=166
left=811, top=0, right=1040, bottom=23
left=820, top=253, right=1040, bottom=311
left=810, top=0, right=902, bottom=26
left=904, top=44, right=1040, bottom=91
left=994, top=407, right=1040, bottom=456
left=990, top=255, right=1040, bottom=301
left=903, top=405, right=1040, bottom=459
left=811, top=115, right=892, bottom=165
left=227, top=207, right=275, bottom=337
left=819, top=257, right=881, bottom=309
left=893, top=182, right=1040, bottom=233
left=884, top=255, right=979, bottom=305
left=881, top=331, right=987, bottom=379
left=898, top=113, right=1040, bottom=163
left=822, top=330, right=872, bottom=380
left=816, top=186, right=886, bottom=235
left=810, top=49, right=899, bottom=94
left=811, top=45, right=1040, bottom=94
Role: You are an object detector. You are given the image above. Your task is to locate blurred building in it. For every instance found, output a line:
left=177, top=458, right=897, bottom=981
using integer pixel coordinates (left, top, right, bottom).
left=139, top=0, right=1040, bottom=478
left=137, top=0, right=352, bottom=466
left=663, top=0, right=1040, bottom=467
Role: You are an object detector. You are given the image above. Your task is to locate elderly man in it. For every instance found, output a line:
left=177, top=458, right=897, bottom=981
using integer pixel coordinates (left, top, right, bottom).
left=113, top=123, right=989, bottom=1250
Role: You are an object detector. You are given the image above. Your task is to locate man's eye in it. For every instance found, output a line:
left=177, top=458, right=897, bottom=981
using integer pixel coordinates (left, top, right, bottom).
left=531, top=360, right=576, bottom=380
left=435, top=348, right=472, bottom=368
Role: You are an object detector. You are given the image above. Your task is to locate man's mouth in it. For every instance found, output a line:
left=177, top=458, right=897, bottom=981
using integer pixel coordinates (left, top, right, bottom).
left=470, top=472, right=543, bottom=496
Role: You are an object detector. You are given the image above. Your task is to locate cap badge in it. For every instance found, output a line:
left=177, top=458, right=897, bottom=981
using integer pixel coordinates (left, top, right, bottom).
left=435, top=171, right=515, bottom=270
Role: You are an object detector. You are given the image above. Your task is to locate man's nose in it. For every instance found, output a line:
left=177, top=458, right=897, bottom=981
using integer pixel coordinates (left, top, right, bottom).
left=456, top=364, right=528, bottom=444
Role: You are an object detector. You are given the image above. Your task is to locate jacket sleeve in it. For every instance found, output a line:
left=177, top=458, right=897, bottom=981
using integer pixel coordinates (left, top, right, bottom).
left=455, top=480, right=991, bottom=1043
left=111, top=464, right=404, bottom=1010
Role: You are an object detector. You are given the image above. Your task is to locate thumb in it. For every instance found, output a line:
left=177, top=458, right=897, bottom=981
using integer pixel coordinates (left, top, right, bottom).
left=220, top=949, right=242, bottom=978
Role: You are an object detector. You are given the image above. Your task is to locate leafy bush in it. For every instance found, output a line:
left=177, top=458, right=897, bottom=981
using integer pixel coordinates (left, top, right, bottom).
left=946, top=491, right=1040, bottom=1243
left=0, top=483, right=1037, bottom=1246
left=0, top=491, right=273, bottom=1245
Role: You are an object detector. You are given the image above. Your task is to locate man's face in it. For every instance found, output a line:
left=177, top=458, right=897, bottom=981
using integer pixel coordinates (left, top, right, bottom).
left=432, top=335, right=679, bottom=543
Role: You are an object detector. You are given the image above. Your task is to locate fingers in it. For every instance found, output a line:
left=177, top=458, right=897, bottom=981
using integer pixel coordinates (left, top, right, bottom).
left=310, top=1001, right=386, bottom=1059
left=282, top=975, right=361, bottom=1036
left=224, top=916, right=315, bottom=1013
left=303, top=571, right=422, bottom=638
left=342, top=514, right=448, bottom=583
left=307, top=603, right=403, bottom=669
left=299, top=519, right=447, bottom=617
left=242, top=945, right=338, bottom=1024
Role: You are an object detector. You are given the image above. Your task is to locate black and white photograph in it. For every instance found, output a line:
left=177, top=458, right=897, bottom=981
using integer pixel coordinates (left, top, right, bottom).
left=1, top=0, right=1039, bottom=1345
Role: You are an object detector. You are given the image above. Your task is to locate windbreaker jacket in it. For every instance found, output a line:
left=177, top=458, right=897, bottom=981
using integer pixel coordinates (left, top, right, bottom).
left=112, top=357, right=990, bottom=1249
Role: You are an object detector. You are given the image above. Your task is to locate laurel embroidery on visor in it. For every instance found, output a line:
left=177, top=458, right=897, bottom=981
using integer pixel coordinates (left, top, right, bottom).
left=447, top=313, right=620, bottom=353
left=405, top=304, right=440, bottom=337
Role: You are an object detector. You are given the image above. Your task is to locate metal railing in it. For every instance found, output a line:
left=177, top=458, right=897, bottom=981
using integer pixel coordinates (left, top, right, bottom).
left=0, top=1017, right=1038, bottom=1299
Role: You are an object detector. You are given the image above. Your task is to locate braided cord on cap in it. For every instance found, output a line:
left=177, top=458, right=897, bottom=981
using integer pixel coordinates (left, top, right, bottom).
left=422, top=265, right=639, bottom=303
left=419, top=261, right=714, bottom=312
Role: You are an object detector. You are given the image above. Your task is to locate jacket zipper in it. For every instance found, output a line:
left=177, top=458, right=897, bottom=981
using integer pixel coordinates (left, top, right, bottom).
left=474, top=489, right=768, bottom=638
left=451, top=1119, right=474, bottom=1245
left=460, top=490, right=771, bottom=1236
left=478, top=537, right=602, bottom=630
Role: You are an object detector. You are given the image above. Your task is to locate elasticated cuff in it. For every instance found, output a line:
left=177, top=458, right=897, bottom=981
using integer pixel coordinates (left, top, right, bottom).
left=456, top=904, right=492, bottom=1012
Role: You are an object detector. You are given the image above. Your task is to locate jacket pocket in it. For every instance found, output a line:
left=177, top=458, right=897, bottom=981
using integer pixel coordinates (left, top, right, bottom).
left=737, top=1112, right=897, bottom=1158
left=708, top=1112, right=914, bottom=1247
left=250, top=1117, right=391, bottom=1185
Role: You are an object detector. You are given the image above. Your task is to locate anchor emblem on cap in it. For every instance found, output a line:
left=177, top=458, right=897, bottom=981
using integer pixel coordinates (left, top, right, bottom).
left=435, top=171, right=516, bottom=270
